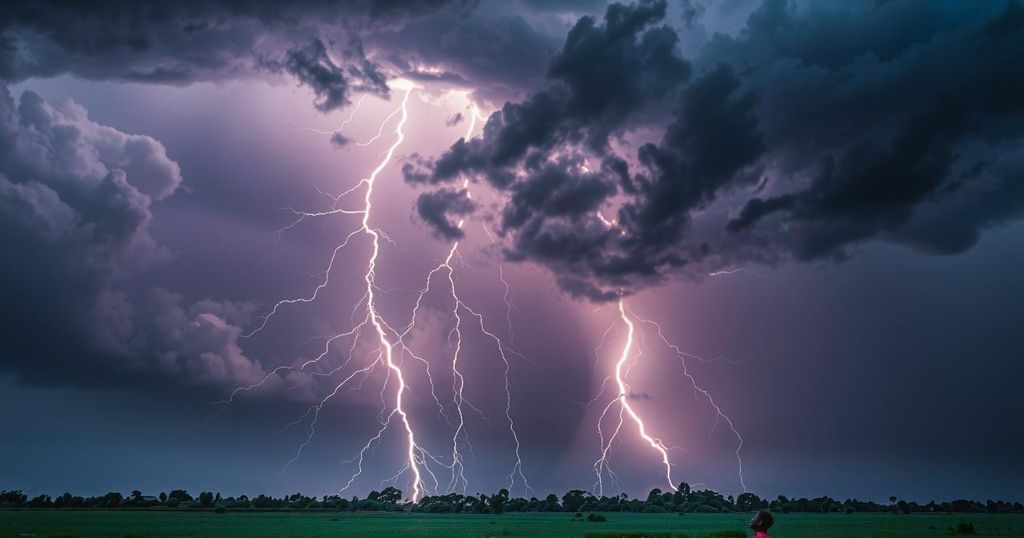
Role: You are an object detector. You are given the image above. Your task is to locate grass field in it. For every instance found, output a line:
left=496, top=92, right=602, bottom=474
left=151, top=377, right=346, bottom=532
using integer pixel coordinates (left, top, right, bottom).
left=1, top=511, right=1022, bottom=537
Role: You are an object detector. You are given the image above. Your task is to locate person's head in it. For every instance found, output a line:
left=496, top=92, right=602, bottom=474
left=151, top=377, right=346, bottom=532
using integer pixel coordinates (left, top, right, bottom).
left=749, top=510, right=774, bottom=532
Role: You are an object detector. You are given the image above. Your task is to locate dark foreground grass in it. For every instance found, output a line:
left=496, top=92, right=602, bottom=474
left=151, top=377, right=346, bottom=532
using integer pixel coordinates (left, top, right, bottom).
left=1, top=511, right=1022, bottom=537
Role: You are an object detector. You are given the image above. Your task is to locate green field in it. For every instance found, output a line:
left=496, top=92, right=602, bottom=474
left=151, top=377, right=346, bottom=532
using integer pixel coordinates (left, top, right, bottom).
left=1, top=511, right=1022, bottom=537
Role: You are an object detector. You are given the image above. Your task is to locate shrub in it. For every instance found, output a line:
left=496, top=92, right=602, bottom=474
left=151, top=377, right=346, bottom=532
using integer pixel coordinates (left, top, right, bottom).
left=955, top=521, right=977, bottom=535
left=587, top=513, right=607, bottom=522
left=642, top=505, right=668, bottom=513
left=583, top=533, right=676, bottom=538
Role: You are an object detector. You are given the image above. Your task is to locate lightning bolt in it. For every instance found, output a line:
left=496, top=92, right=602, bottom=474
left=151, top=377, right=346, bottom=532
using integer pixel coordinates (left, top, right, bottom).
left=633, top=315, right=747, bottom=493
left=350, top=84, right=427, bottom=501
left=587, top=210, right=748, bottom=495
left=707, top=267, right=762, bottom=278
left=220, top=83, right=435, bottom=502
left=296, top=94, right=367, bottom=137
left=590, top=300, right=748, bottom=495
left=593, top=300, right=676, bottom=496
left=249, top=86, right=528, bottom=502
left=388, top=101, right=531, bottom=496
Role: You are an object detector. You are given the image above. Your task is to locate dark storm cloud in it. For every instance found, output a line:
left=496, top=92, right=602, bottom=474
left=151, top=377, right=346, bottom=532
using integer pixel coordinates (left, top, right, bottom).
left=716, top=0, right=1024, bottom=261
left=620, top=63, right=762, bottom=258
left=0, top=0, right=470, bottom=111
left=0, top=84, right=275, bottom=390
left=403, top=0, right=689, bottom=185
left=416, top=187, right=475, bottom=240
left=259, top=37, right=389, bottom=112
left=371, top=6, right=563, bottom=102
left=407, top=0, right=1024, bottom=300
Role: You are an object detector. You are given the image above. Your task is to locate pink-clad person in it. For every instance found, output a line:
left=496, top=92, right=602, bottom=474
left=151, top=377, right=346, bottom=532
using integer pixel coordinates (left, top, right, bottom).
left=749, top=510, right=774, bottom=538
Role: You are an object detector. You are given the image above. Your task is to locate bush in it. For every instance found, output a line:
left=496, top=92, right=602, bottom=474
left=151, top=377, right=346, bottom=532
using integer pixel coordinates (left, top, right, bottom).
left=955, top=521, right=977, bottom=535
left=642, top=505, right=668, bottom=513
left=166, top=498, right=180, bottom=508
left=587, top=513, right=607, bottom=522
left=583, top=534, right=677, bottom=538
left=214, top=506, right=226, bottom=514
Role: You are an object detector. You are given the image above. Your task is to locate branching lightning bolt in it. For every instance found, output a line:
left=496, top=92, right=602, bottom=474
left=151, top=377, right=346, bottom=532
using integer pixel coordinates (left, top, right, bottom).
left=222, top=88, right=534, bottom=502
left=386, top=103, right=531, bottom=496
left=220, top=84, right=432, bottom=502
left=634, top=314, right=747, bottom=493
left=592, top=300, right=676, bottom=496
left=345, top=85, right=426, bottom=501
left=590, top=300, right=749, bottom=495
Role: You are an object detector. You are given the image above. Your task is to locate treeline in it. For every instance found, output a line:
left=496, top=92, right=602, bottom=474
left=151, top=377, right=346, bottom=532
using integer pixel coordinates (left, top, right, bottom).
left=2, top=483, right=1022, bottom=515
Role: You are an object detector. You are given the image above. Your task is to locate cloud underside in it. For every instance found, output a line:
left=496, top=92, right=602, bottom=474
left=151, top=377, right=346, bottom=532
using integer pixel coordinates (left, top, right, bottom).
left=406, top=0, right=1024, bottom=300
left=0, top=0, right=473, bottom=112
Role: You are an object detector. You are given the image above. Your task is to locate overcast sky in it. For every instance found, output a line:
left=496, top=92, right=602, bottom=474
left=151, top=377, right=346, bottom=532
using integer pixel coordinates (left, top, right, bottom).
left=0, top=0, right=1022, bottom=503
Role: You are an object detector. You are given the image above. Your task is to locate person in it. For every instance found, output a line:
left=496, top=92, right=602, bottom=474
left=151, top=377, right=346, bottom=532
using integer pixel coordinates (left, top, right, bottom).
left=749, top=510, right=774, bottom=537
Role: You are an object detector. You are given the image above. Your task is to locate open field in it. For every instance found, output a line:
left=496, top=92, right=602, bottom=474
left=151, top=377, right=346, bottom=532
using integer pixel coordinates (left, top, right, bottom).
left=1, top=511, right=1022, bottom=537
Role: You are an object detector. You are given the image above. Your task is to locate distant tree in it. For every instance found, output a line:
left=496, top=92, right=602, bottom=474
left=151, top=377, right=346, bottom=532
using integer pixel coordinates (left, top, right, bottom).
left=199, top=491, right=215, bottom=508
left=544, top=493, right=562, bottom=512
left=379, top=487, right=402, bottom=505
left=102, top=492, right=124, bottom=508
left=646, top=488, right=664, bottom=505
left=0, top=491, right=27, bottom=505
left=54, top=493, right=73, bottom=508
left=488, top=488, right=509, bottom=514
left=159, top=492, right=167, bottom=503
left=562, top=490, right=587, bottom=513
left=736, top=492, right=763, bottom=511
left=169, top=490, right=192, bottom=502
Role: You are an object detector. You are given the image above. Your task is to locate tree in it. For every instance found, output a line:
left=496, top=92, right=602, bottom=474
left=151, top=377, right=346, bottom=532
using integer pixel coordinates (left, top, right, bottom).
left=159, top=492, right=167, bottom=503
left=169, top=490, right=193, bottom=502
left=0, top=491, right=27, bottom=505
left=737, top=492, right=763, bottom=511
left=102, top=492, right=124, bottom=508
left=488, top=489, right=509, bottom=514
left=646, top=488, right=664, bottom=505
left=562, top=490, right=586, bottom=513
left=199, top=491, right=215, bottom=508
left=378, top=487, right=402, bottom=505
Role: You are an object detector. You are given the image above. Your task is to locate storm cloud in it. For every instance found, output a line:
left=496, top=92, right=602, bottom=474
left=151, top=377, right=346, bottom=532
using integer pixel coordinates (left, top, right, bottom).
left=416, top=186, right=475, bottom=240
left=0, top=0, right=471, bottom=111
left=405, top=0, right=1024, bottom=300
left=0, top=84, right=271, bottom=390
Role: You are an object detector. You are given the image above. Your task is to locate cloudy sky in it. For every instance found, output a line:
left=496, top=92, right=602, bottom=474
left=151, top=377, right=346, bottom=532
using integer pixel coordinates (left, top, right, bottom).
left=1, top=0, right=1022, bottom=502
